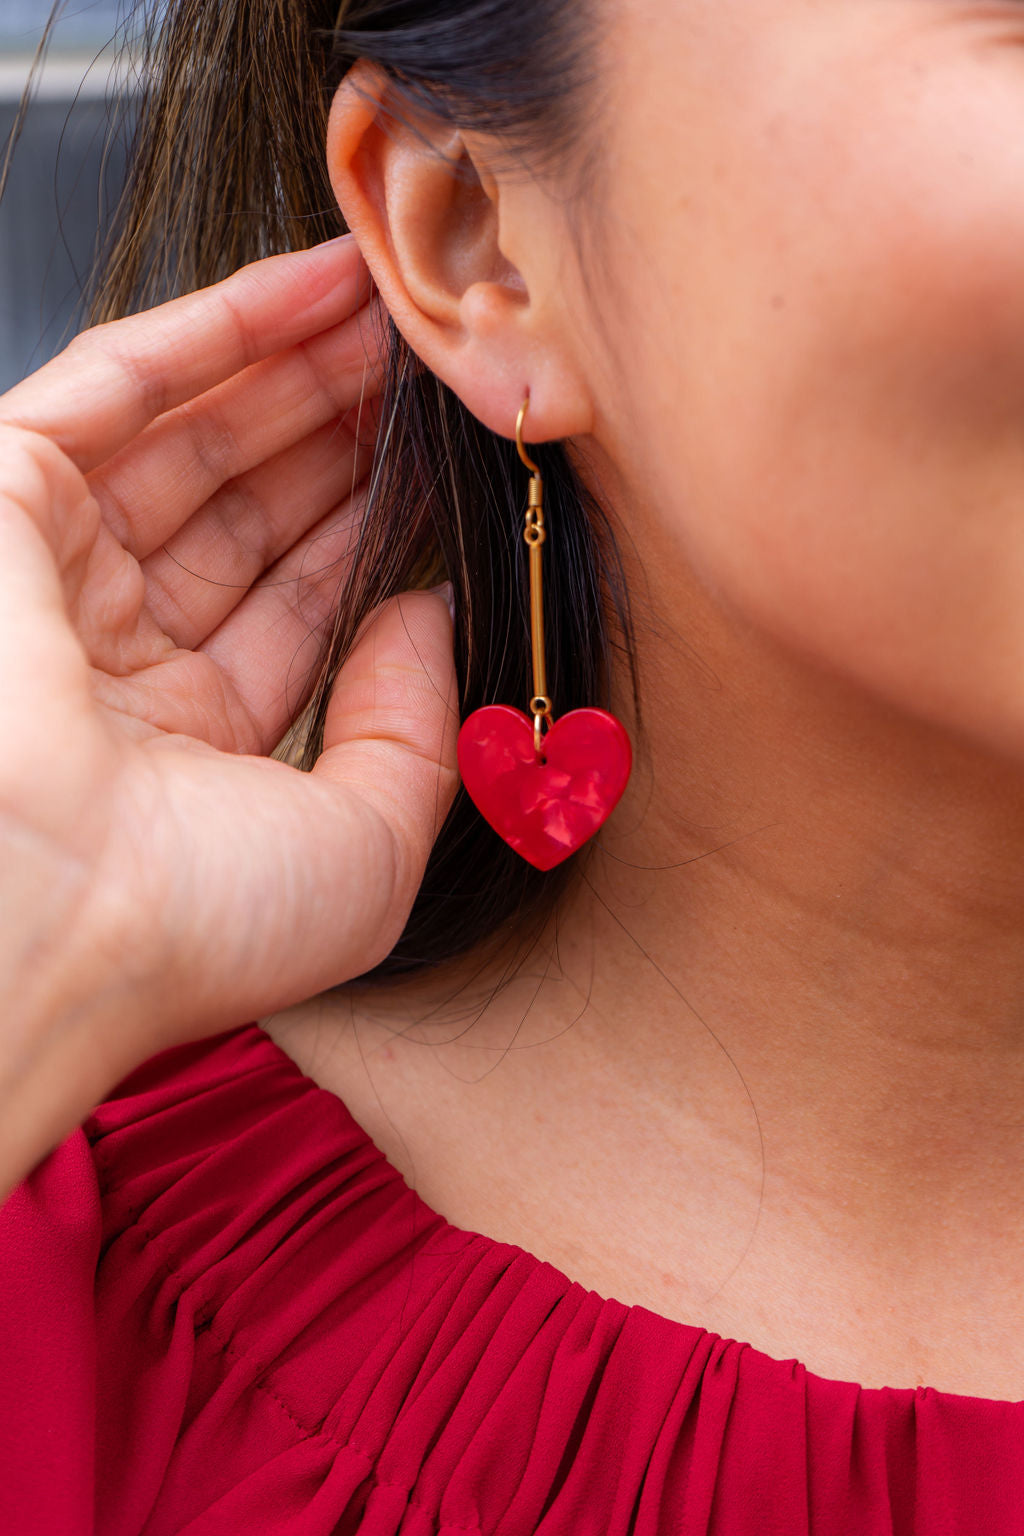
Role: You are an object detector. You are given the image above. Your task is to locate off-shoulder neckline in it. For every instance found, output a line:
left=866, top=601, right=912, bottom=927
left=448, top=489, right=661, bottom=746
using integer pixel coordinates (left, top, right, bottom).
left=243, top=1020, right=1022, bottom=1411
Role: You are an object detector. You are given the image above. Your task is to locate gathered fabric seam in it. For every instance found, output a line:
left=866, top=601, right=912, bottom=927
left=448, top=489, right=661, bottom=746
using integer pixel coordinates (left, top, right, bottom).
left=98, top=1208, right=485, bottom=1535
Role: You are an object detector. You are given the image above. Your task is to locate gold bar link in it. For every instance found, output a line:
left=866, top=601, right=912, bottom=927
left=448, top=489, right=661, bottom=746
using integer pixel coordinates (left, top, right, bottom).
left=516, top=398, right=554, bottom=758
left=528, top=514, right=547, bottom=706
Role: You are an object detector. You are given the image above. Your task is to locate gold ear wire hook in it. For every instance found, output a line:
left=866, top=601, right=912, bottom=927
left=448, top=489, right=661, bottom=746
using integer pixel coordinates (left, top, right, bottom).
left=516, top=398, right=542, bottom=475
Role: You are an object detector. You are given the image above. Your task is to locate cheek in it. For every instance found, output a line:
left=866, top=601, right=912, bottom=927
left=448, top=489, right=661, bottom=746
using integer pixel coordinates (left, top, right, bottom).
left=610, top=23, right=1024, bottom=759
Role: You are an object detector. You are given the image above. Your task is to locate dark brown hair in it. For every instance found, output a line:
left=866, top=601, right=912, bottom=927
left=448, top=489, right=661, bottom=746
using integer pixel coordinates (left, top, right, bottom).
left=18, top=0, right=643, bottom=984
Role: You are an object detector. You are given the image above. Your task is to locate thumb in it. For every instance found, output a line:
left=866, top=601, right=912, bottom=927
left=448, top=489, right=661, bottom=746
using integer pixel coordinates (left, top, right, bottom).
left=312, top=582, right=460, bottom=932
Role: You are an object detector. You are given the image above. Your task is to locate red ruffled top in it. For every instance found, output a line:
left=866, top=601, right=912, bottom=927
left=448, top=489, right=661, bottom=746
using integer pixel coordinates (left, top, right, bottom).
left=1, top=1021, right=1021, bottom=1534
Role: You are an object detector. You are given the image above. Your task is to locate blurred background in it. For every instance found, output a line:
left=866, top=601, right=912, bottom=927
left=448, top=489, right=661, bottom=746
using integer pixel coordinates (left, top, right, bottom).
left=0, top=1, right=133, bottom=390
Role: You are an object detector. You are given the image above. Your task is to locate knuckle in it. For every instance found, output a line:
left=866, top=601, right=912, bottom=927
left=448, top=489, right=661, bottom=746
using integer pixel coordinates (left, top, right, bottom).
left=63, top=319, right=168, bottom=422
left=337, top=662, right=446, bottom=748
left=178, top=397, right=244, bottom=490
left=101, top=334, right=169, bottom=422
left=217, top=285, right=263, bottom=370
left=208, top=476, right=274, bottom=569
left=0, top=419, right=62, bottom=473
left=0, top=422, right=87, bottom=520
left=58, top=327, right=90, bottom=365
left=101, top=544, right=148, bottom=632
left=89, top=474, right=134, bottom=546
left=300, top=340, right=356, bottom=417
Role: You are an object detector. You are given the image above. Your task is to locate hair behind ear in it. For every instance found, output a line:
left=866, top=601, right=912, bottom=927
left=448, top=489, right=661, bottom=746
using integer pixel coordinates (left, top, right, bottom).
left=77, top=0, right=642, bottom=983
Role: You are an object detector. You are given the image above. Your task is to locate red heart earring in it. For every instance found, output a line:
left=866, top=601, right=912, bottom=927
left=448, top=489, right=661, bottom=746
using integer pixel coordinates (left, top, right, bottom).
left=456, top=396, right=633, bottom=870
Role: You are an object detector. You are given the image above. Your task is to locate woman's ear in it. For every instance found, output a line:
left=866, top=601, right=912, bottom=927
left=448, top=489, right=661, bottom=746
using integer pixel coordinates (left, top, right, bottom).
left=325, top=62, right=592, bottom=443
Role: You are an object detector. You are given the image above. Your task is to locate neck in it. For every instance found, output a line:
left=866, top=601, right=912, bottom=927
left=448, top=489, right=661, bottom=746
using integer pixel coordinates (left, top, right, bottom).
left=575, top=531, right=1024, bottom=1266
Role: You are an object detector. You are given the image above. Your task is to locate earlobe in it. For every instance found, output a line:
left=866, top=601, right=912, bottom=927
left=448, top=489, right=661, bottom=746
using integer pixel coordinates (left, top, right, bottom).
left=325, top=62, right=592, bottom=445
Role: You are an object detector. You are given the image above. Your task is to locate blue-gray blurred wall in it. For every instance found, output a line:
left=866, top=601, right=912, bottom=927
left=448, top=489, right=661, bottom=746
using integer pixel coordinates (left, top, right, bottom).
left=1, top=1, right=132, bottom=390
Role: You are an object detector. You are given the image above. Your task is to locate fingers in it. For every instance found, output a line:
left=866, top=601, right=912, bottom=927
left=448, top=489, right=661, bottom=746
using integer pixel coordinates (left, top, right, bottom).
left=91, top=479, right=365, bottom=759
left=311, top=588, right=461, bottom=972
left=93, top=300, right=382, bottom=563
left=196, top=483, right=366, bottom=754
left=314, top=588, right=462, bottom=869
left=139, top=413, right=371, bottom=653
left=239, top=588, right=460, bottom=986
left=0, top=237, right=372, bottom=475
left=0, top=430, right=91, bottom=737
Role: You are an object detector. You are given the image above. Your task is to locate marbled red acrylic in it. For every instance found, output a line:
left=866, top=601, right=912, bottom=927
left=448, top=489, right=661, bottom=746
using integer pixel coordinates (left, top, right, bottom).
left=457, top=703, right=632, bottom=869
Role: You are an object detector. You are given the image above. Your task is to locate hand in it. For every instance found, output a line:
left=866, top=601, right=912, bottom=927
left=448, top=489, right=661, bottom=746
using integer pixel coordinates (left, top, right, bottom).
left=0, top=237, right=459, bottom=1204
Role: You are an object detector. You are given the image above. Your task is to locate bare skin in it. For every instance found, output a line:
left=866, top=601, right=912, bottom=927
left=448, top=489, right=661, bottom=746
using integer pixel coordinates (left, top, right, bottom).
left=267, top=0, right=1024, bottom=1399
left=5, top=0, right=1024, bottom=1400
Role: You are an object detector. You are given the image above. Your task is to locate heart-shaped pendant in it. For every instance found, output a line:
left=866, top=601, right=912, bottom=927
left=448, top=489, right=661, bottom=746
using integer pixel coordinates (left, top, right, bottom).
left=457, top=704, right=632, bottom=870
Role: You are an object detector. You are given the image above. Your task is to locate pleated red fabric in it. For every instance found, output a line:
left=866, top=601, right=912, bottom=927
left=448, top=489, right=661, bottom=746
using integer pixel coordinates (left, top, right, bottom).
left=1, top=1021, right=1022, bottom=1535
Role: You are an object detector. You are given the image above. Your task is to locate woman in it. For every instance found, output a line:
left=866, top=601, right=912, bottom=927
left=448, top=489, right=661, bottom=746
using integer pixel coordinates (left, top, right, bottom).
left=2, top=0, right=1023, bottom=1529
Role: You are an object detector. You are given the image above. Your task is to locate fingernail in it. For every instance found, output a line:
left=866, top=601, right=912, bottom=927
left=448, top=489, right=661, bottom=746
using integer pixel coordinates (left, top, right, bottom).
left=429, top=580, right=456, bottom=626
left=316, top=232, right=356, bottom=248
